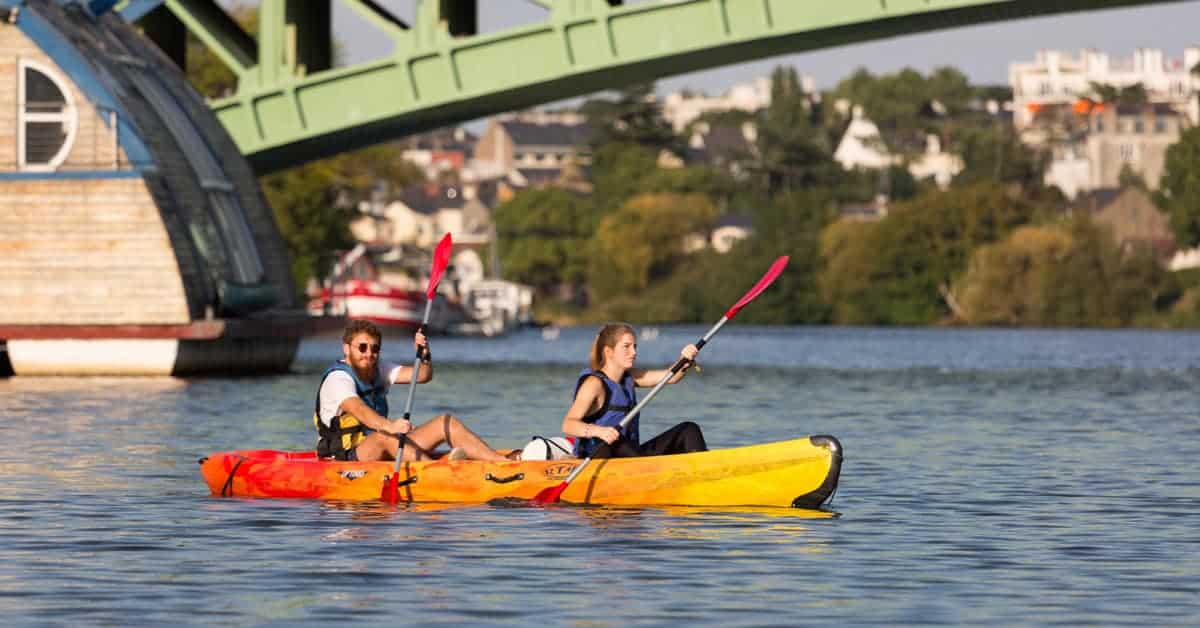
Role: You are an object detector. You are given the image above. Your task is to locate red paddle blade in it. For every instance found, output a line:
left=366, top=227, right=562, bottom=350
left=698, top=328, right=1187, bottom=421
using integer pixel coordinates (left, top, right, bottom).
left=725, top=256, right=788, bottom=319
left=381, top=474, right=398, bottom=503
left=531, top=482, right=568, bottom=504
left=426, top=233, right=453, bottom=299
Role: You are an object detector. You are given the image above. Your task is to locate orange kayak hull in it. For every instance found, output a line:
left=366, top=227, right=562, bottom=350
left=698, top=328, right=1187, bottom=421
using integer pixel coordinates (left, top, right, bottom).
left=199, top=436, right=842, bottom=508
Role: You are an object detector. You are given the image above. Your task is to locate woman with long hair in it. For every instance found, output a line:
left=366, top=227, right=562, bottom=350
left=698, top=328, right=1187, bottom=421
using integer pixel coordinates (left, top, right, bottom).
left=561, top=323, right=707, bottom=458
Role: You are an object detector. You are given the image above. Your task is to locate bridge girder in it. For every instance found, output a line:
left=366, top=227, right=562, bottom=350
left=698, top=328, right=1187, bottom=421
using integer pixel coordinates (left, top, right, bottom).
left=133, top=0, right=1191, bottom=173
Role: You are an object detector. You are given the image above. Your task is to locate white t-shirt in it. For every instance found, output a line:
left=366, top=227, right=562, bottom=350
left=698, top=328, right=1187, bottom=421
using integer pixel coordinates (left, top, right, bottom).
left=317, top=361, right=404, bottom=426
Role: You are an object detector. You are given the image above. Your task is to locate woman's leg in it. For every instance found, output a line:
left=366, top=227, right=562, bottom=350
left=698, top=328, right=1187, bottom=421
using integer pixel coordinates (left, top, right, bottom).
left=403, top=413, right=509, bottom=462
left=637, top=421, right=707, bottom=456
left=589, top=438, right=642, bottom=459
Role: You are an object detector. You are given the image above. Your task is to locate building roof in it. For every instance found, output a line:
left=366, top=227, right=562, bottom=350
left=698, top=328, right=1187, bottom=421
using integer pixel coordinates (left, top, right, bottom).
left=501, top=121, right=592, bottom=148
left=398, top=184, right=467, bottom=215
left=1072, top=187, right=1127, bottom=212
left=397, top=127, right=477, bottom=152
left=715, top=213, right=754, bottom=229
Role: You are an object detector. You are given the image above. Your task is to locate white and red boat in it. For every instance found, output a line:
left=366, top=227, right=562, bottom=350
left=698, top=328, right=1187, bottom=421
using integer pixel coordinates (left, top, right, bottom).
left=307, top=244, right=467, bottom=333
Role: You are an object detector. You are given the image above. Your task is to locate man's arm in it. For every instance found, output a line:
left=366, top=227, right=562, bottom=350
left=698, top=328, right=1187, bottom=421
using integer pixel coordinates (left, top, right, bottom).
left=393, top=331, right=433, bottom=384
left=340, top=396, right=411, bottom=435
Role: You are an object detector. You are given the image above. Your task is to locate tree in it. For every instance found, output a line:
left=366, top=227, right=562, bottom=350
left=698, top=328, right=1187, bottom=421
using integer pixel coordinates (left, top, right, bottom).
left=752, top=66, right=838, bottom=194
left=953, top=123, right=1046, bottom=190
left=952, top=225, right=1075, bottom=325
left=1088, top=81, right=1120, bottom=104
left=582, top=82, right=677, bottom=151
left=588, top=193, right=716, bottom=301
left=1157, top=127, right=1200, bottom=248
left=1118, top=163, right=1148, bottom=190
left=818, top=183, right=1036, bottom=324
left=493, top=188, right=597, bottom=296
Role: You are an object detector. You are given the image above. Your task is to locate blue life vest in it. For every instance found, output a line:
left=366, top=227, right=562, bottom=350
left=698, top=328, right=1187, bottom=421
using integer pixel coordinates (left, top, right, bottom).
left=572, top=368, right=639, bottom=457
left=313, top=360, right=390, bottom=459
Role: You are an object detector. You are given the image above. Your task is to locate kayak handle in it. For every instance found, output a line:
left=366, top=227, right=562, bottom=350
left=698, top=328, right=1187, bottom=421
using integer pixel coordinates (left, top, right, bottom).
left=484, top=472, right=525, bottom=484
left=385, top=474, right=418, bottom=488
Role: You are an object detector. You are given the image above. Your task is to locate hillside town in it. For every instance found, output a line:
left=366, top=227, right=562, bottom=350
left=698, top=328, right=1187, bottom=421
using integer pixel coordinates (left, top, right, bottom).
left=298, top=46, right=1199, bottom=328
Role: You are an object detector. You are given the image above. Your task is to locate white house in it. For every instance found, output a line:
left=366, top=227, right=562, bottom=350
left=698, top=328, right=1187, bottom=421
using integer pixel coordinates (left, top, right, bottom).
left=1010, top=47, right=1200, bottom=130
left=662, top=76, right=784, bottom=132
left=907, top=134, right=964, bottom=189
left=834, top=106, right=898, bottom=171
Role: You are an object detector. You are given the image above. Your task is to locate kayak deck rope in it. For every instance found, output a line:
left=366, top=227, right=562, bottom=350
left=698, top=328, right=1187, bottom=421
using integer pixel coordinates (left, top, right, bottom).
left=220, top=456, right=248, bottom=497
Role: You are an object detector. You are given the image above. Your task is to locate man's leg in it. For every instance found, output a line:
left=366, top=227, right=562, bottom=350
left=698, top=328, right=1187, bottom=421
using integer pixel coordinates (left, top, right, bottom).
left=404, top=413, right=509, bottom=462
left=353, top=432, right=435, bottom=462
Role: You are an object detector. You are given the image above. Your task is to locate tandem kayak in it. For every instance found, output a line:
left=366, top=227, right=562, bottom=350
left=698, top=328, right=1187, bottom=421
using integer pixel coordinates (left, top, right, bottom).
left=199, top=435, right=842, bottom=508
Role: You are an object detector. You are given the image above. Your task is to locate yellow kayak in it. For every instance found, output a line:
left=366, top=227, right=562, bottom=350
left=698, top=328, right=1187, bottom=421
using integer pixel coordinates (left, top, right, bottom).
left=199, top=435, right=842, bottom=508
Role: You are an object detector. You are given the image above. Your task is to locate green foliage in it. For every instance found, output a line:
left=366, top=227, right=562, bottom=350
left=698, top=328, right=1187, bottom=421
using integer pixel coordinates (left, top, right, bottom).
left=1040, top=219, right=1166, bottom=326
left=261, top=146, right=423, bottom=294
left=493, top=188, right=598, bottom=294
left=953, top=123, right=1046, bottom=189
left=1088, top=82, right=1120, bottom=104
left=1157, top=127, right=1200, bottom=248
left=259, top=161, right=354, bottom=294
left=954, top=219, right=1170, bottom=327
left=819, top=183, right=1036, bottom=324
left=589, top=193, right=717, bottom=302
left=582, top=83, right=677, bottom=151
left=183, top=3, right=256, bottom=99
left=1118, top=164, right=1148, bottom=190
left=752, top=67, right=840, bottom=194
left=830, top=66, right=971, bottom=154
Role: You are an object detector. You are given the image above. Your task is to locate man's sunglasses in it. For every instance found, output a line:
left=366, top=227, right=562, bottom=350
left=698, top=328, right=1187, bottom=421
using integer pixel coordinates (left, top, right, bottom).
left=356, top=343, right=381, bottom=355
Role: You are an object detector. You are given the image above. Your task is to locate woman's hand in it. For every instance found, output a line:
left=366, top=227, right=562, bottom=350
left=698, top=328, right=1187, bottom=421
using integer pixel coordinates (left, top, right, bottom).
left=587, top=424, right=621, bottom=444
left=680, top=343, right=699, bottom=371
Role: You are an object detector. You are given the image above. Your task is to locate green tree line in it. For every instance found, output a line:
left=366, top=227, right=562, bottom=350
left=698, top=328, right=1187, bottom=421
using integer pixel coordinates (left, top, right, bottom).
left=494, top=67, right=1200, bottom=328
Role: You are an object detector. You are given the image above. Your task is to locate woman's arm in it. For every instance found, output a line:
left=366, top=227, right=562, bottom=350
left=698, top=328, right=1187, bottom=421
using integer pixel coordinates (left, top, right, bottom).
left=561, top=377, right=620, bottom=444
left=632, top=343, right=699, bottom=387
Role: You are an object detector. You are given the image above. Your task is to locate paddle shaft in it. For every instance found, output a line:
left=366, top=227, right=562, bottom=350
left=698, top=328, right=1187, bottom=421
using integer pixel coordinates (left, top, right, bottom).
left=394, top=297, right=434, bottom=473
left=556, top=315, right=730, bottom=487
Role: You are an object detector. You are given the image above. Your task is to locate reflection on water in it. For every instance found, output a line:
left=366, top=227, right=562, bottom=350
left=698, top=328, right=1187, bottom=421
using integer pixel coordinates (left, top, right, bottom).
left=2, top=327, right=1200, bottom=624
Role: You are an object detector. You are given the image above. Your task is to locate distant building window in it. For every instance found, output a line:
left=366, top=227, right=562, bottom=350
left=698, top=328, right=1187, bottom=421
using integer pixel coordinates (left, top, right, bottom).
left=1119, top=144, right=1135, bottom=161
left=17, top=60, right=76, bottom=171
left=1095, top=119, right=1105, bottom=133
left=1134, top=119, right=1144, bottom=134
left=1154, top=119, right=1167, bottom=134
left=1039, top=82, right=1052, bottom=96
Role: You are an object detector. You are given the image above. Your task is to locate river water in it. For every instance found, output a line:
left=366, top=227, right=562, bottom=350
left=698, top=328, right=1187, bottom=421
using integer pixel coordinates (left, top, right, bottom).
left=1, top=325, right=1198, bottom=625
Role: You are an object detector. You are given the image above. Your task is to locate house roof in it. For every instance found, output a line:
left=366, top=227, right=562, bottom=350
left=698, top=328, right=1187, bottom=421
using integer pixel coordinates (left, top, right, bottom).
left=397, top=127, right=477, bottom=152
left=715, top=213, right=754, bottom=229
left=397, top=184, right=467, bottom=215
left=1072, top=187, right=1126, bottom=212
left=501, top=121, right=591, bottom=148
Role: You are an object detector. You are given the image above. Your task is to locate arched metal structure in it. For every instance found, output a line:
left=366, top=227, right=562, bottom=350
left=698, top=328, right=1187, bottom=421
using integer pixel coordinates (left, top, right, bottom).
left=124, top=0, right=1190, bottom=173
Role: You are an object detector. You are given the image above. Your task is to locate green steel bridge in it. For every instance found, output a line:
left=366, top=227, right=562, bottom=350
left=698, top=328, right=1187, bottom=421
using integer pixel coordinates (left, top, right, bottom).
left=125, top=0, right=1190, bottom=173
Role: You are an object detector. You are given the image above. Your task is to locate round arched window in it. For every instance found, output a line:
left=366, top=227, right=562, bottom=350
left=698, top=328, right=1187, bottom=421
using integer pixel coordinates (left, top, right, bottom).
left=18, top=60, right=76, bottom=171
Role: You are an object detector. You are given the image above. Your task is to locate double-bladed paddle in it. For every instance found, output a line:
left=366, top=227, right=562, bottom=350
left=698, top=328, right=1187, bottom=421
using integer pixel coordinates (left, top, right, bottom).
left=532, top=255, right=790, bottom=505
left=383, top=233, right=453, bottom=502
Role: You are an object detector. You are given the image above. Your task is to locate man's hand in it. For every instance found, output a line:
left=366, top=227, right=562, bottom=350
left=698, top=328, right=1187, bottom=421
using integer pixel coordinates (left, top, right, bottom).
left=414, top=330, right=430, bottom=360
left=386, top=418, right=412, bottom=435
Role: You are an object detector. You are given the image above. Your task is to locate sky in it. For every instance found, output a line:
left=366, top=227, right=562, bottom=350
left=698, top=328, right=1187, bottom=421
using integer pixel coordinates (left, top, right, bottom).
left=331, top=0, right=1200, bottom=97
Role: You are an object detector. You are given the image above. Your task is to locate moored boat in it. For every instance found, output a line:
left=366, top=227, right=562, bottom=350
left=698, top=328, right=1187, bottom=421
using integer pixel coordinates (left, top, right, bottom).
left=199, top=436, right=842, bottom=508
